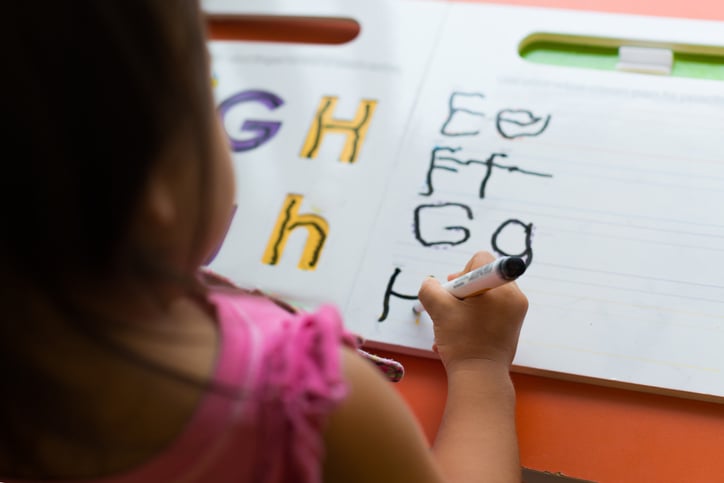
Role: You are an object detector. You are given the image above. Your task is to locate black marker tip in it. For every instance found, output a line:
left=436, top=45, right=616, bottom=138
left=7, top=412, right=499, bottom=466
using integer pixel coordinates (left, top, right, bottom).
left=500, top=257, right=527, bottom=280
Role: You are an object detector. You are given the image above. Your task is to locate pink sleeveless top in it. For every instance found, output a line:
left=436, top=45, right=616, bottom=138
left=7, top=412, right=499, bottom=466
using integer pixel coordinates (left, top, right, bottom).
left=8, top=287, right=357, bottom=483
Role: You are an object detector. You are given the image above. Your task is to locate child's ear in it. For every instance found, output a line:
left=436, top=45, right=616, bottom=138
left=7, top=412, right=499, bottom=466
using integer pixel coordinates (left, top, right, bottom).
left=142, top=168, right=177, bottom=229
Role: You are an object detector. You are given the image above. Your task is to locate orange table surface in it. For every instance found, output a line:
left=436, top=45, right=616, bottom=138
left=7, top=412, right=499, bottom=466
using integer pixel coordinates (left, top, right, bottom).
left=208, top=2, right=724, bottom=481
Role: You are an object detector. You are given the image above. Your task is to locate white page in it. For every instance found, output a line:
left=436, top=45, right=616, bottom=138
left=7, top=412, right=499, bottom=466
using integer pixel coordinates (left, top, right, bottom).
left=345, top=4, right=724, bottom=399
left=206, top=0, right=448, bottom=308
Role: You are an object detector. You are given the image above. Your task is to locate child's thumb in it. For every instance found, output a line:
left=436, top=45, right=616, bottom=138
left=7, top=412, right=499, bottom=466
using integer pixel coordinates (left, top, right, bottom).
left=418, top=276, right=454, bottom=316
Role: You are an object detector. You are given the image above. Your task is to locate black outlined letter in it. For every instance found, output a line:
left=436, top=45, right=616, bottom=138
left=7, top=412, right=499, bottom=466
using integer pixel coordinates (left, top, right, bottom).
left=496, top=109, right=552, bottom=139
left=440, top=92, right=486, bottom=136
left=491, top=218, right=534, bottom=265
left=414, top=203, right=473, bottom=247
left=378, top=268, right=419, bottom=322
left=420, top=147, right=552, bottom=199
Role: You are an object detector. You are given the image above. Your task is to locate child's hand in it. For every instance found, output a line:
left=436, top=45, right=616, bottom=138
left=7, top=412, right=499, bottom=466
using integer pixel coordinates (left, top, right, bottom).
left=418, top=251, right=528, bottom=371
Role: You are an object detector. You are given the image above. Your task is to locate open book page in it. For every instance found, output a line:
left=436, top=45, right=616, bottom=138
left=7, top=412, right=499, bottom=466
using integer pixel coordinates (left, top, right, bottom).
left=207, top=1, right=447, bottom=307
left=345, top=4, right=724, bottom=399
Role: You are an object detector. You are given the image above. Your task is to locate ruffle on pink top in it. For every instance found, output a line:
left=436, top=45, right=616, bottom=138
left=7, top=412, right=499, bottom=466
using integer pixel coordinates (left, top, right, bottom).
left=7, top=288, right=357, bottom=483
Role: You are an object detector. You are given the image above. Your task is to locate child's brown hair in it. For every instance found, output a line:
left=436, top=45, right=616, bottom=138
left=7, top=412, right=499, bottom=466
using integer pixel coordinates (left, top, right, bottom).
left=1, top=0, right=217, bottom=473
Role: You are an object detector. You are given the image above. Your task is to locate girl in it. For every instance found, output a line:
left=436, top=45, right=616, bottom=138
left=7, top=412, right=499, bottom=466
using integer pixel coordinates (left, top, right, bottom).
left=1, top=1, right=528, bottom=482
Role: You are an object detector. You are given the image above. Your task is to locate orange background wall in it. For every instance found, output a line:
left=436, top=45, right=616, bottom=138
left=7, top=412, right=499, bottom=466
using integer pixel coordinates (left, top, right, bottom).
left=453, top=0, right=724, bottom=21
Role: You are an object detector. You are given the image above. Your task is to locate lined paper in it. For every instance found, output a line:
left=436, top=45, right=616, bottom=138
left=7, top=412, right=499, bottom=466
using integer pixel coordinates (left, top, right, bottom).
left=345, top=4, right=724, bottom=399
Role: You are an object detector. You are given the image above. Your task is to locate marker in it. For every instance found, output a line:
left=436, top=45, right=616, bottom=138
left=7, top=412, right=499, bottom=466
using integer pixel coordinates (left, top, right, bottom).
left=412, top=256, right=527, bottom=314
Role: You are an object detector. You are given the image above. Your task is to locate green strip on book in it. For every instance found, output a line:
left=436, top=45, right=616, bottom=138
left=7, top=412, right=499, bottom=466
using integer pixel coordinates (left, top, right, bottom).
left=520, top=41, right=724, bottom=80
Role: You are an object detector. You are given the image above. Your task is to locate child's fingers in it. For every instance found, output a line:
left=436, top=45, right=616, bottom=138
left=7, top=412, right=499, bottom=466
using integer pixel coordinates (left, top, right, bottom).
left=446, top=271, right=462, bottom=281
left=465, top=251, right=496, bottom=271
left=418, top=276, right=456, bottom=316
left=447, top=251, right=497, bottom=280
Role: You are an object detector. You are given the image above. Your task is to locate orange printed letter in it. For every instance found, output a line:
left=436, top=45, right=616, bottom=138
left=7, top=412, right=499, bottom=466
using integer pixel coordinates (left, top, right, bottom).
left=262, top=194, right=329, bottom=271
left=300, top=96, right=377, bottom=163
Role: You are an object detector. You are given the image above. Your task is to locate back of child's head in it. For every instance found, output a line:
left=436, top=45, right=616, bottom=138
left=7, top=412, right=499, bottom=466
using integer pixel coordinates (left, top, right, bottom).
left=1, top=0, right=218, bottom=473
left=2, top=0, right=213, bottom=284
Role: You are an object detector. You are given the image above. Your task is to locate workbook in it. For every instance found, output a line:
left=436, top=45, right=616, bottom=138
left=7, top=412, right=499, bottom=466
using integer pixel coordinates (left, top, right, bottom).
left=203, top=0, right=724, bottom=401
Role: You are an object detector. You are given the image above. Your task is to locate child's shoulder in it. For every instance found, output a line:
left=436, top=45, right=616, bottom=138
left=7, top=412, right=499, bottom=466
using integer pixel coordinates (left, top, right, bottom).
left=201, top=269, right=349, bottom=339
left=202, top=272, right=358, bottom=391
left=200, top=269, right=404, bottom=383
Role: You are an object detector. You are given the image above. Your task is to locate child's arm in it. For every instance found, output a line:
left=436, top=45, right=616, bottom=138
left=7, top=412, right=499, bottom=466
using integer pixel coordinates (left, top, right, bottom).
left=322, top=347, right=447, bottom=482
left=423, top=251, right=527, bottom=483
left=323, top=251, right=528, bottom=483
